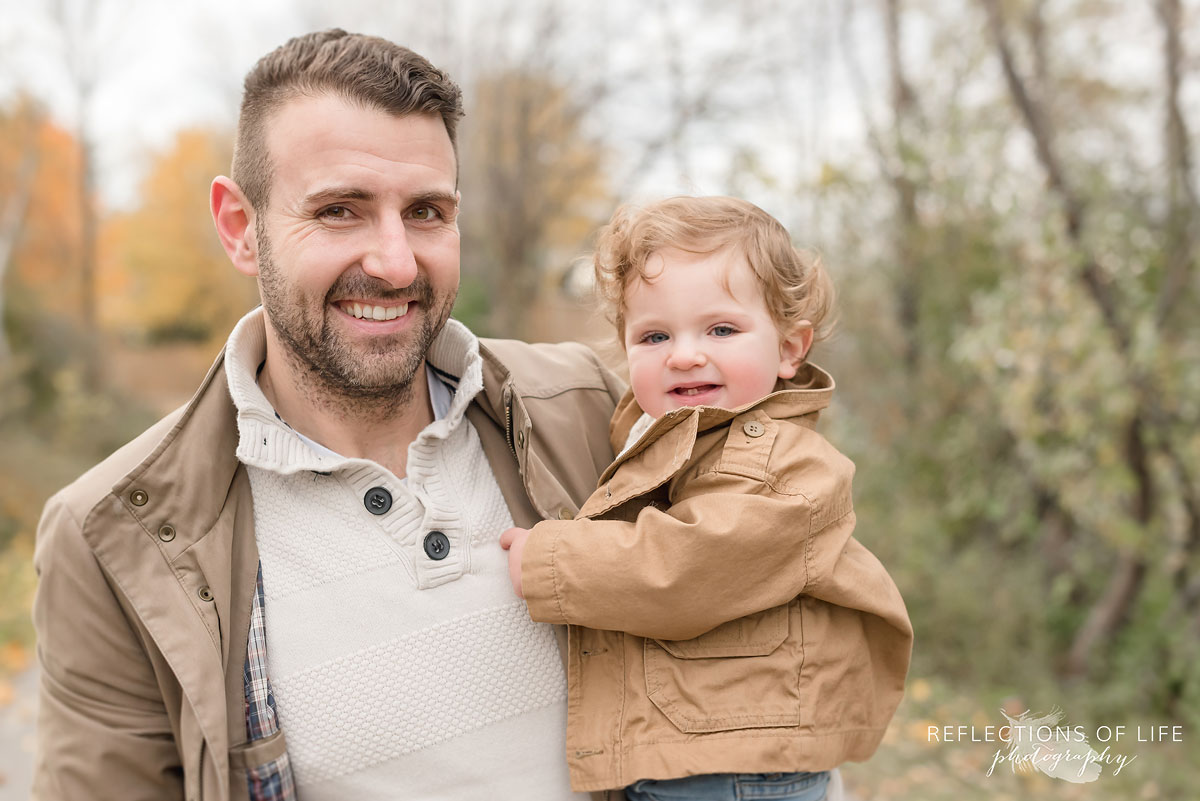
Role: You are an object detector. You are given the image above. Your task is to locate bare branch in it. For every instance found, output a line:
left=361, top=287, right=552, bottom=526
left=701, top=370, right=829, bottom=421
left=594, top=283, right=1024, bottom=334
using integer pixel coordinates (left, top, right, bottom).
left=979, top=0, right=1130, bottom=354
left=1155, top=0, right=1198, bottom=326
left=615, top=0, right=766, bottom=196
left=1065, top=416, right=1152, bottom=677
left=839, top=0, right=894, bottom=180
left=884, top=0, right=922, bottom=371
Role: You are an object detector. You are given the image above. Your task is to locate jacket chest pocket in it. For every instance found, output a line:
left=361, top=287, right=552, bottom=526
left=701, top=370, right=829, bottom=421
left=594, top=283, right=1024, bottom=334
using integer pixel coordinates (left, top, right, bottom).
left=644, top=604, right=802, bottom=733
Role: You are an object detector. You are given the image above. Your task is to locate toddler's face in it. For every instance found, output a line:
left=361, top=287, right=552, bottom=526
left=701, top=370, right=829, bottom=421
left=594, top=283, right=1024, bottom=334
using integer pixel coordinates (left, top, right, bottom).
left=622, top=246, right=809, bottom=419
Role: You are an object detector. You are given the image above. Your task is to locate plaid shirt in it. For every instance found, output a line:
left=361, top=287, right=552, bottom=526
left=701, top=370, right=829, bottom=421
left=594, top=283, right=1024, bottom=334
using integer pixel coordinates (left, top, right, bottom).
left=243, top=563, right=297, bottom=800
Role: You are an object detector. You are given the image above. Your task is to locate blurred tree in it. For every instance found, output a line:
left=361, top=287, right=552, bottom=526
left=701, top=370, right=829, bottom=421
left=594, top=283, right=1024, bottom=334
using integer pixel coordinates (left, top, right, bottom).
left=459, top=68, right=610, bottom=338
left=49, top=0, right=107, bottom=388
left=980, top=0, right=1199, bottom=681
left=2, top=110, right=86, bottom=386
left=829, top=0, right=1200, bottom=722
left=102, top=128, right=259, bottom=344
left=0, top=98, right=43, bottom=369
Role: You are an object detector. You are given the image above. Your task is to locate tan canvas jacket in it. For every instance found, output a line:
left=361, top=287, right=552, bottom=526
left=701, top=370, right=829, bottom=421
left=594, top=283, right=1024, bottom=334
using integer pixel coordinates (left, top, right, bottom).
left=521, top=364, right=914, bottom=792
left=31, top=335, right=626, bottom=801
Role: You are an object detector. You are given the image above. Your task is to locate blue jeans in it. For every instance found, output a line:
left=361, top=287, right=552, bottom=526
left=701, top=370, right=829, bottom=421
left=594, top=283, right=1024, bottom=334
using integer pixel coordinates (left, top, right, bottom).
left=625, top=771, right=830, bottom=801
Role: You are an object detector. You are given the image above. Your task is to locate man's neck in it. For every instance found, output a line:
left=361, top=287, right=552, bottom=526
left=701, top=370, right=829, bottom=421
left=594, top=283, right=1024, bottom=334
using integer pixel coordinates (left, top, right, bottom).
left=256, top=341, right=434, bottom=481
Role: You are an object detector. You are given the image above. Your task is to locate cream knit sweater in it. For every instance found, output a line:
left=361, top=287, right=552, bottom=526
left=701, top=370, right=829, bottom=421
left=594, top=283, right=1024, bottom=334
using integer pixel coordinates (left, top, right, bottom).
left=225, top=310, right=583, bottom=800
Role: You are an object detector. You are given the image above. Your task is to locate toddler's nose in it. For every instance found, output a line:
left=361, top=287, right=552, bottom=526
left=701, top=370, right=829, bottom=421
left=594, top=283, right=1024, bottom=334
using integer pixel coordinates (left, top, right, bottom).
left=666, top=343, right=707, bottom=370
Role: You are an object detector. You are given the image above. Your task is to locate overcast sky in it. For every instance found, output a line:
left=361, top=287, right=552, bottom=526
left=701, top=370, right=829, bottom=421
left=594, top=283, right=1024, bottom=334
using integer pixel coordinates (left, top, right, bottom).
left=1, top=0, right=885, bottom=217
left=3, top=0, right=1184, bottom=228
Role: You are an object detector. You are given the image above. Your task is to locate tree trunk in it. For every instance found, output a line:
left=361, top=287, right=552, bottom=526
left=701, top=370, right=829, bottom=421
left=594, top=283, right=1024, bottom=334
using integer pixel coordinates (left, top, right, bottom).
left=884, top=0, right=922, bottom=373
left=0, top=143, right=39, bottom=370
left=1155, top=0, right=1197, bottom=327
left=980, top=0, right=1174, bottom=674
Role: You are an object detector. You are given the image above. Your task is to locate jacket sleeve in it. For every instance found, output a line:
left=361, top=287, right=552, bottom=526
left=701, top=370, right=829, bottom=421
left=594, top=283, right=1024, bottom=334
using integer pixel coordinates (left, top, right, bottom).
left=32, top=493, right=185, bottom=801
left=521, top=462, right=853, bottom=641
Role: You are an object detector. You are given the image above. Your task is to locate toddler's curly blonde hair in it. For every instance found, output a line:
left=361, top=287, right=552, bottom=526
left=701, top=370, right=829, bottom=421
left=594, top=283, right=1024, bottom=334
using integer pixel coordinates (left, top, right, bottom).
left=592, top=196, right=835, bottom=351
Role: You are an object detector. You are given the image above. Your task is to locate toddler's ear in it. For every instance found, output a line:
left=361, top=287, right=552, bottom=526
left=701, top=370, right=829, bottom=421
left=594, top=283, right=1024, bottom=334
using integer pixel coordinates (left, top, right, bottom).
left=778, top=321, right=814, bottom=379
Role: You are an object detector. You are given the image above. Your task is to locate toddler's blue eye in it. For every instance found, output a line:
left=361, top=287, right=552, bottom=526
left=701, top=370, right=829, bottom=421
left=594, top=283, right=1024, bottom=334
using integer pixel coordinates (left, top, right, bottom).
left=711, top=325, right=735, bottom=337
left=644, top=332, right=669, bottom=344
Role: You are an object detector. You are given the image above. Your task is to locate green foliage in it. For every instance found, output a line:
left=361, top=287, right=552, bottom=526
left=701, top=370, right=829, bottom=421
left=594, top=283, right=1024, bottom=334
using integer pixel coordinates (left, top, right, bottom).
left=452, top=274, right=495, bottom=338
left=0, top=287, right=158, bottom=653
left=819, top=0, right=1200, bottom=750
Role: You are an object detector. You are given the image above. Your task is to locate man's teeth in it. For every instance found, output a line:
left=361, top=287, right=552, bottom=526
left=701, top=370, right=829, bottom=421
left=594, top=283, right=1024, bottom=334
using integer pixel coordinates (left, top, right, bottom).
left=344, top=302, right=409, bottom=321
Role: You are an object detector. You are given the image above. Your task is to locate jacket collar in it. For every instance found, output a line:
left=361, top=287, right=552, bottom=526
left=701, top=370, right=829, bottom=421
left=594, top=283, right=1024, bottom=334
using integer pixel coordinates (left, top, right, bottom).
left=605, top=362, right=835, bottom=474
left=584, top=363, right=835, bottom=516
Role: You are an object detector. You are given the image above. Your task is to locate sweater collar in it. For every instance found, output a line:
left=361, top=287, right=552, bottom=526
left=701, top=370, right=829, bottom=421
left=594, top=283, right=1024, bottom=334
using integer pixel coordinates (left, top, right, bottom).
left=223, top=307, right=485, bottom=475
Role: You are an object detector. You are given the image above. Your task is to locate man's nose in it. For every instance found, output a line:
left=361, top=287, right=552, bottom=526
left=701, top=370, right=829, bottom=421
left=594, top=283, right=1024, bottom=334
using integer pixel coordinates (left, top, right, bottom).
left=362, top=215, right=418, bottom=288
left=666, top=340, right=707, bottom=370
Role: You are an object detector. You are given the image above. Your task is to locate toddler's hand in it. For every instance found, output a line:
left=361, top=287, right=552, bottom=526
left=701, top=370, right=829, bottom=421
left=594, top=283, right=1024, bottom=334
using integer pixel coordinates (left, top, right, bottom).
left=498, top=526, right=531, bottom=599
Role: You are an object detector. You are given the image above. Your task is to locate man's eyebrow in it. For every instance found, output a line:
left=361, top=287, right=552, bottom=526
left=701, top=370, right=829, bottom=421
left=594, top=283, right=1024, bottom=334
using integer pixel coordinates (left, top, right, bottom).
left=411, top=191, right=459, bottom=208
left=299, top=188, right=458, bottom=209
left=301, top=187, right=375, bottom=208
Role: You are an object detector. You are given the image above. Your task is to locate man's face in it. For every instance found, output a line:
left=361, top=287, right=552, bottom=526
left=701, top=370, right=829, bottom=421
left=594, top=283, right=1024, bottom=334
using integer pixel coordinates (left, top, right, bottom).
left=253, top=93, right=460, bottom=400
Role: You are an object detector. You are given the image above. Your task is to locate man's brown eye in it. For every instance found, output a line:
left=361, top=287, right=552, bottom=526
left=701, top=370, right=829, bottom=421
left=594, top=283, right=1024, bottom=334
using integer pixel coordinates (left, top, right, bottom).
left=322, top=206, right=347, bottom=218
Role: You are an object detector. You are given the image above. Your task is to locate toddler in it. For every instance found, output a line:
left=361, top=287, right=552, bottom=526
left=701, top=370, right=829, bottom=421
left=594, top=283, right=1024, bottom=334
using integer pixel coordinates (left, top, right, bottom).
left=501, top=196, right=912, bottom=800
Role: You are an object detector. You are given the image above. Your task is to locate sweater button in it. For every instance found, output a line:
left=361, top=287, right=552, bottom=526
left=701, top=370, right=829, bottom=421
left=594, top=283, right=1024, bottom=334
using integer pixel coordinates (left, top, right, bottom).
left=364, top=487, right=392, bottom=515
left=423, top=530, right=450, bottom=560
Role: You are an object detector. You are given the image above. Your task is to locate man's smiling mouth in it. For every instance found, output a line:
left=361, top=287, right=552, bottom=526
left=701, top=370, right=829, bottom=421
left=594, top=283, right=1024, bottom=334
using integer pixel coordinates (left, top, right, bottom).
left=337, top=301, right=410, bottom=321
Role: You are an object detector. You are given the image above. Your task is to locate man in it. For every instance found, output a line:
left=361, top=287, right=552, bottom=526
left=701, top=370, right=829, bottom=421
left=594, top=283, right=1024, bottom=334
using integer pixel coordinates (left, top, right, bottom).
left=32, top=30, right=623, bottom=801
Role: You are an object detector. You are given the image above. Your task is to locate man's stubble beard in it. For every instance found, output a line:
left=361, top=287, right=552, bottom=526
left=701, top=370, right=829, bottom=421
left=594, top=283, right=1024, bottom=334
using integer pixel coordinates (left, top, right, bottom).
left=255, top=223, right=457, bottom=416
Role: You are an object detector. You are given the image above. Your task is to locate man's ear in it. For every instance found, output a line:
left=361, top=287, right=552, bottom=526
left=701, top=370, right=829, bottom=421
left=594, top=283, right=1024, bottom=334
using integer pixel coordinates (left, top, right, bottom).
left=211, top=176, right=259, bottom=277
left=778, top=320, right=815, bottom=380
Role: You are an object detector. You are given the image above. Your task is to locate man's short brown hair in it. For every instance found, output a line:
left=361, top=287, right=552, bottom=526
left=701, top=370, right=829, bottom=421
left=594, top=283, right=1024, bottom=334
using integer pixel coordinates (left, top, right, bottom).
left=593, top=196, right=836, bottom=348
left=232, top=29, right=464, bottom=211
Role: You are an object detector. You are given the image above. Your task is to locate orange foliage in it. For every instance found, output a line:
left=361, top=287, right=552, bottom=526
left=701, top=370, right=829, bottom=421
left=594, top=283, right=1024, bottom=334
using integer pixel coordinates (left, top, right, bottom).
left=102, top=128, right=259, bottom=342
left=1, top=105, right=85, bottom=313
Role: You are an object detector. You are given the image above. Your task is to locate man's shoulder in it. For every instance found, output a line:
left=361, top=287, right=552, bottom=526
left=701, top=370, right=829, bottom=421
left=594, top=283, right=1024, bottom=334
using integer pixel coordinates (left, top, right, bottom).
left=47, top=355, right=235, bottom=525
left=477, top=337, right=625, bottom=400
left=47, top=405, right=188, bottom=525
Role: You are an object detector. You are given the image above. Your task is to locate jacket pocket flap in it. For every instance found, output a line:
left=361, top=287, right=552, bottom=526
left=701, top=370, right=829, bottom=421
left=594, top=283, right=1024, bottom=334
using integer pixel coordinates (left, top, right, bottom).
left=229, top=728, right=289, bottom=772
left=655, top=606, right=788, bottom=659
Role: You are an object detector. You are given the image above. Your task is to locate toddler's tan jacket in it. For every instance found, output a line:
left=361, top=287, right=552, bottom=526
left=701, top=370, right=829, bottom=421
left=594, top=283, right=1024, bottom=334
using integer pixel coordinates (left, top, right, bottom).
left=522, top=363, right=914, bottom=792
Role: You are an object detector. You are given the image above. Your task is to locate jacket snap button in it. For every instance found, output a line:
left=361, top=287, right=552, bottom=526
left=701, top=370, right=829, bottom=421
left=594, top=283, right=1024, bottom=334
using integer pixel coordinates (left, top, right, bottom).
left=558, top=507, right=574, bottom=520
left=130, top=489, right=149, bottom=506
left=743, top=421, right=765, bottom=438
left=423, top=530, right=450, bottom=560
left=158, top=524, right=176, bottom=542
left=516, top=430, right=526, bottom=448
left=197, top=586, right=214, bottom=602
left=364, top=487, right=392, bottom=515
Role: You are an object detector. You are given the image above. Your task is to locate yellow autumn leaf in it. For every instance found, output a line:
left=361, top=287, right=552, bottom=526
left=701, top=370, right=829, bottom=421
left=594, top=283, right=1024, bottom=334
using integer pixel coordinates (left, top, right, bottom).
left=909, top=677, right=932, bottom=702
left=0, top=640, right=29, bottom=673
